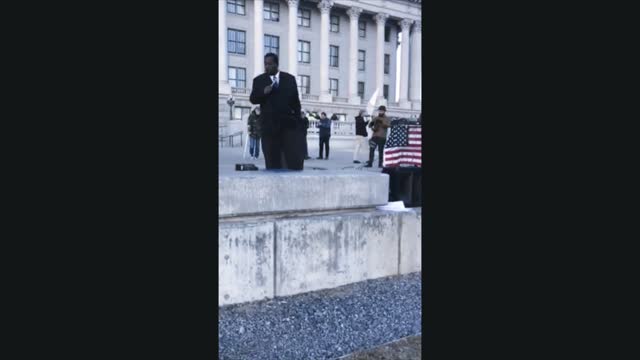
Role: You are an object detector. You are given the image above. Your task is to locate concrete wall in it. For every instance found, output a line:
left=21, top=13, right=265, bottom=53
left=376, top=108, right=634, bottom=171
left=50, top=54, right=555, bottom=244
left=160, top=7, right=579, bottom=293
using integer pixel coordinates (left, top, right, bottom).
left=219, top=208, right=422, bottom=306
left=275, top=211, right=400, bottom=296
left=219, top=221, right=275, bottom=305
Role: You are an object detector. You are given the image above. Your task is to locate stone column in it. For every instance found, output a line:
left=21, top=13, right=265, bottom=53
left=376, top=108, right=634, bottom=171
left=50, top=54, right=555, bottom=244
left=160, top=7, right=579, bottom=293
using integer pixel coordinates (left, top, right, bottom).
left=318, top=0, right=334, bottom=103
left=287, top=0, right=299, bottom=78
left=253, top=0, right=264, bottom=80
left=399, top=19, right=413, bottom=108
left=218, top=0, right=231, bottom=95
left=410, top=20, right=422, bottom=108
left=347, top=7, right=362, bottom=105
left=374, top=13, right=388, bottom=106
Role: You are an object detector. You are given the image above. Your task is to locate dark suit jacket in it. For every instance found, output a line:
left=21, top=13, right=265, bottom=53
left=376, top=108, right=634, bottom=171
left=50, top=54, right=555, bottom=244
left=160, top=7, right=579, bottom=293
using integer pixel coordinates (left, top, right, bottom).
left=249, top=72, right=302, bottom=135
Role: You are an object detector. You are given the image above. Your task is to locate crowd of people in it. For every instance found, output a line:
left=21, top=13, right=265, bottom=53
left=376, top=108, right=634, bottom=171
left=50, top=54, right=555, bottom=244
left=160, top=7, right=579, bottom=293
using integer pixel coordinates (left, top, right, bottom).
left=247, top=52, right=422, bottom=171
left=246, top=104, right=421, bottom=169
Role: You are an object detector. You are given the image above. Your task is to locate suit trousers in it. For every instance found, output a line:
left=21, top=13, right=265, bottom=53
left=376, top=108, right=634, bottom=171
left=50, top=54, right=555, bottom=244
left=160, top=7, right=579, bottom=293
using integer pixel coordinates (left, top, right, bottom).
left=261, top=128, right=306, bottom=170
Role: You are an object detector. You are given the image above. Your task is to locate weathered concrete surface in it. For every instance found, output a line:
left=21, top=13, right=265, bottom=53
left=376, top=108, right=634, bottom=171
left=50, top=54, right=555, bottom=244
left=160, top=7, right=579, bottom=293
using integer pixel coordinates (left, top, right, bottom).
left=274, top=210, right=401, bottom=297
left=219, top=171, right=389, bottom=217
left=399, top=209, right=422, bottom=274
left=218, top=221, right=275, bottom=306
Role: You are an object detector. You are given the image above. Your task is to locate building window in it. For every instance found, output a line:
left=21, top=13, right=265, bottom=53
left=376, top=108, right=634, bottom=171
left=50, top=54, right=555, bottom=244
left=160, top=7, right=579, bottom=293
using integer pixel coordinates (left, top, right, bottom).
left=329, top=78, right=339, bottom=97
left=228, top=67, right=246, bottom=88
left=263, top=1, right=279, bottom=21
left=297, top=75, right=310, bottom=95
left=359, top=21, right=366, bottom=38
left=384, top=54, right=390, bottom=74
left=298, top=40, right=310, bottom=63
left=233, top=106, right=251, bottom=120
left=385, top=26, right=391, bottom=42
left=264, top=34, right=279, bottom=56
left=329, top=45, right=339, bottom=67
left=298, top=9, right=311, bottom=27
left=228, top=29, right=246, bottom=55
left=358, top=82, right=365, bottom=99
left=383, top=84, right=389, bottom=99
left=227, top=0, right=246, bottom=15
left=358, top=50, right=365, bottom=71
left=330, top=15, right=339, bottom=32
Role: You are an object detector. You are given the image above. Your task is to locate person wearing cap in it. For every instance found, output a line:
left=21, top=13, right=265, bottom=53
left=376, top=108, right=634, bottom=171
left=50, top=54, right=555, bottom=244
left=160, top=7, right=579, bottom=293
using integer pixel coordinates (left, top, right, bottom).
left=353, top=110, right=369, bottom=164
left=365, top=105, right=391, bottom=168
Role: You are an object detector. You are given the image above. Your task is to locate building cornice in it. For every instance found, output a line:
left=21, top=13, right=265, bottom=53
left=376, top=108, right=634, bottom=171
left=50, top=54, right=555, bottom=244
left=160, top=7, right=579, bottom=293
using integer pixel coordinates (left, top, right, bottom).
left=333, top=0, right=421, bottom=21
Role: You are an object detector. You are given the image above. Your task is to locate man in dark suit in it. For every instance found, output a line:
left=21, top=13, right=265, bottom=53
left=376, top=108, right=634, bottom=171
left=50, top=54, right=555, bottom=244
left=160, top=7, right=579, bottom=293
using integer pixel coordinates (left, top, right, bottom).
left=249, top=53, right=304, bottom=170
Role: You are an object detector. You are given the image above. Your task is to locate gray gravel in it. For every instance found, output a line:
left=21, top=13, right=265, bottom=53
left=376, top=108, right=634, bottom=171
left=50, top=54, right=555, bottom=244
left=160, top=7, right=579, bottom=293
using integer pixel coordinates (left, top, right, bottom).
left=218, top=272, right=422, bottom=360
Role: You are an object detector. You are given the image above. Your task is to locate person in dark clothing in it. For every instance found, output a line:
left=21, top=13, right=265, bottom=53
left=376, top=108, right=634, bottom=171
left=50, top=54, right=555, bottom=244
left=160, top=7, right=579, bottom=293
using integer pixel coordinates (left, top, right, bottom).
left=302, top=111, right=311, bottom=160
left=365, top=106, right=391, bottom=168
left=353, top=110, right=368, bottom=164
left=316, top=112, right=331, bottom=160
left=249, top=52, right=304, bottom=170
left=247, top=107, right=262, bottom=159
left=331, top=114, right=338, bottom=121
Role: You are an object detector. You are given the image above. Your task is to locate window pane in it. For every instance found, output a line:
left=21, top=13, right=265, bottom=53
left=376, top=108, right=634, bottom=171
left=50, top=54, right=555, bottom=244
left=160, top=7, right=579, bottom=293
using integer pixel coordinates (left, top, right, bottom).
left=229, top=68, right=236, bottom=79
left=228, top=42, right=236, bottom=53
left=228, top=30, right=235, bottom=41
left=238, top=31, right=245, bottom=41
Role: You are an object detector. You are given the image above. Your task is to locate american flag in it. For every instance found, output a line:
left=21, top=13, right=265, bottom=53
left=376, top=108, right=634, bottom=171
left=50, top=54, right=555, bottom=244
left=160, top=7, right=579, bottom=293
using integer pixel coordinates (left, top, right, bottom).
left=383, top=125, right=422, bottom=167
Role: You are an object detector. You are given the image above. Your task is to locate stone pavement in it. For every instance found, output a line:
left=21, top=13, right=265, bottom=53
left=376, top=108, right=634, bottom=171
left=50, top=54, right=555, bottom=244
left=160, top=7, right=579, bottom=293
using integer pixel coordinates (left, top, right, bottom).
left=219, top=137, right=384, bottom=175
left=338, top=336, right=422, bottom=360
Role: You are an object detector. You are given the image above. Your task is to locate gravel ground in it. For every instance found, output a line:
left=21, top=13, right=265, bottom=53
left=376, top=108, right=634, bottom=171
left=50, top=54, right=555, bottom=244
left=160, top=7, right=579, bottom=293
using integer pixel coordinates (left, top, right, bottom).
left=218, top=273, right=422, bottom=360
left=338, top=335, right=421, bottom=360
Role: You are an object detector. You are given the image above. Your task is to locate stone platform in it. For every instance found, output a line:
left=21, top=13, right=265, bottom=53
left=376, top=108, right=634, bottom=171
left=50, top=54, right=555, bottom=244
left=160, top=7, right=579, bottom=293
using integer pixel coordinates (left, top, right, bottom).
left=219, top=171, right=389, bottom=218
left=218, top=170, right=422, bottom=307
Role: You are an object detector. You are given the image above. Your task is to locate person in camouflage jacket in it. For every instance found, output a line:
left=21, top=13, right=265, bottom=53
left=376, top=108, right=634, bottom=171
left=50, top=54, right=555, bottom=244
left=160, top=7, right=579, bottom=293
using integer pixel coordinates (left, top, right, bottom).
left=247, top=107, right=262, bottom=159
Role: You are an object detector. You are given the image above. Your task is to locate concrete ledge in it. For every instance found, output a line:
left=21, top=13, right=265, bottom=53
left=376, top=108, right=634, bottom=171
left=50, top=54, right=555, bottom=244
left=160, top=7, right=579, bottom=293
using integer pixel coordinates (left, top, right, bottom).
left=399, top=209, right=422, bottom=274
left=274, top=210, right=401, bottom=297
left=218, top=221, right=275, bottom=306
left=219, top=208, right=421, bottom=306
left=219, top=171, right=389, bottom=218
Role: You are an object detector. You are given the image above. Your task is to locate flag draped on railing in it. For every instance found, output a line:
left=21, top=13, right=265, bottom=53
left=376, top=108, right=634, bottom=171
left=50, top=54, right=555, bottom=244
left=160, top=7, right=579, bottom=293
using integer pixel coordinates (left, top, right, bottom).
left=383, top=124, right=422, bottom=167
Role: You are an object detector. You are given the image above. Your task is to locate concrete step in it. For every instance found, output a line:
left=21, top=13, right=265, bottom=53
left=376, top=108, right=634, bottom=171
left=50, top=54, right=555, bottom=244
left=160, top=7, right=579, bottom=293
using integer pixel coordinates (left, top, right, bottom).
left=219, top=171, right=389, bottom=218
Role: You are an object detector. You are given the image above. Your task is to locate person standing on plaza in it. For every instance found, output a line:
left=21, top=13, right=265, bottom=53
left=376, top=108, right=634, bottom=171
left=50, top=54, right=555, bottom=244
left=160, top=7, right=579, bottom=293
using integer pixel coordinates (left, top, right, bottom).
left=249, top=53, right=304, bottom=170
left=353, top=110, right=369, bottom=164
left=247, top=107, right=262, bottom=159
left=365, top=106, right=391, bottom=168
left=331, top=113, right=339, bottom=121
left=317, top=112, right=331, bottom=160
left=302, top=110, right=311, bottom=160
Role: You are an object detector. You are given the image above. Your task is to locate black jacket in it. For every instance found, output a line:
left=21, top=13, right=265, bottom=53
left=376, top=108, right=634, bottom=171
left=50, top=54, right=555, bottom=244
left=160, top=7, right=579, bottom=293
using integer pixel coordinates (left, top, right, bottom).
left=249, top=72, right=302, bottom=135
left=355, top=115, right=368, bottom=137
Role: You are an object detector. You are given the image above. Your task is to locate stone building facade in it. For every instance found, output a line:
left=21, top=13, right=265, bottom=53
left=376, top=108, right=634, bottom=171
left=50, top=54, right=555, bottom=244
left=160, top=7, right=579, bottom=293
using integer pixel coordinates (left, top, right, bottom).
left=219, top=0, right=422, bottom=135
